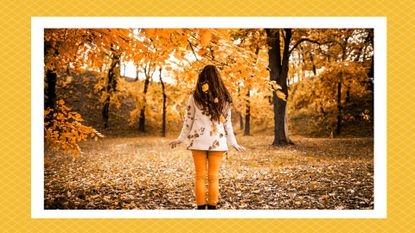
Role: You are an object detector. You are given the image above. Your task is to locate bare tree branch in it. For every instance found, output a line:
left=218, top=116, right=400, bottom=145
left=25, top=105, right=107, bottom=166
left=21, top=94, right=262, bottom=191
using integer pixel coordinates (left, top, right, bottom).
left=187, top=39, right=199, bottom=61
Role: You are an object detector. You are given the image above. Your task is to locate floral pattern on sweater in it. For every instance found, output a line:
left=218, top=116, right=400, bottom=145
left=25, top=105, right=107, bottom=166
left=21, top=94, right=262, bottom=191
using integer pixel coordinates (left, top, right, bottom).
left=177, top=94, right=238, bottom=151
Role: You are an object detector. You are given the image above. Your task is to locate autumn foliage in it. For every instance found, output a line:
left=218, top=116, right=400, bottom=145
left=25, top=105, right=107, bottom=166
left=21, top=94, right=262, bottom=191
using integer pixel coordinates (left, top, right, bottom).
left=44, top=99, right=104, bottom=157
left=43, top=28, right=373, bottom=156
left=43, top=27, right=375, bottom=210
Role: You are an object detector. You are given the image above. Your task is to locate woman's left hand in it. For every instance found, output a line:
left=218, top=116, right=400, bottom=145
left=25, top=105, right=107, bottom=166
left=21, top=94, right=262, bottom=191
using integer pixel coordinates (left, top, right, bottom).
left=232, top=144, right=246, bottom=152
left=169, top=139, right=183, bottom=149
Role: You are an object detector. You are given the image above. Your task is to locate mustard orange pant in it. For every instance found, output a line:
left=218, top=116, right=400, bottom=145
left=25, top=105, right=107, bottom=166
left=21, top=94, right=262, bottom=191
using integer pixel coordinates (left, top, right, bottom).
left=191, top=150, right=225, bottom=206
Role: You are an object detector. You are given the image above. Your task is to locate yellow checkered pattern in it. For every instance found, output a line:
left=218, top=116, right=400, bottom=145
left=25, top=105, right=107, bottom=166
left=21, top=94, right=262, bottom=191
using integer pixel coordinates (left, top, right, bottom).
left=1, top=0, right=414, bottom=232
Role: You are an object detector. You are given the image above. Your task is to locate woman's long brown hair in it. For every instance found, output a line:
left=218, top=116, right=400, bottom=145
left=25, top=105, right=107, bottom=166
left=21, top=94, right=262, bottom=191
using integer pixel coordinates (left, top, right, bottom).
left=192, top=64, right=233, bottom=122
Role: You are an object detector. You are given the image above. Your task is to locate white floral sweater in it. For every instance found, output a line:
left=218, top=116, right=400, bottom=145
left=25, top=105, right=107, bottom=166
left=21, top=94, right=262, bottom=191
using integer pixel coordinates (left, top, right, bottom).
left=177, top=94, right=238, bottom=151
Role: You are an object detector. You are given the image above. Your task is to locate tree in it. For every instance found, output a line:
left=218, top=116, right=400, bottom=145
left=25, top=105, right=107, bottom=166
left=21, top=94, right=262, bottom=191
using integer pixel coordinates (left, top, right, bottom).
left=102, top=43, right=121, bottom=128
left=265, top=28, right=341, bottom=145
left=159, top=67, right=167, bottom=137
left=265, top=29, right=292, bottom=145
left=44, top=28, right=137, bottom=156
left=43, top=27, right=373, bottom=157
left=137, top=61, right=155, bottom=132
left=133, top=29, right=186, bottom=132
left=287, top=29, right=373, bottom=137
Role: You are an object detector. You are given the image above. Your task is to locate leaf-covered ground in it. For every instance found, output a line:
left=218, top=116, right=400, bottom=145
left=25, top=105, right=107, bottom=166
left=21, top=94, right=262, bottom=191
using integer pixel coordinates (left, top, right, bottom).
left=44, top=135, right=374, bottom=210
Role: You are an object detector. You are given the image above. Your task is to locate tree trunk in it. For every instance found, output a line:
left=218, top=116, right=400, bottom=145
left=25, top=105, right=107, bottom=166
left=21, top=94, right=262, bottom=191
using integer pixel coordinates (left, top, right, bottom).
left=44, top=37, right=59, bottom=122
left=310, top=52, right=317, bottom=76
left=345, top=85, right=351, bottom=103
left=102, top=49, right=120, bottom=128
left=44, top=69, right=57, bottom=122
left=102, top=97, right=110, bottom=128
left=336, top=72, right=343, bottom=135
left=335, top=40, right=348, bottom=136
left=159, top=68, right=167, bottom=137
left=237, top=85, right=244, bottom=130
left=138, top=75, right=151, bottom=132
left=266, top=28, right=292, bottom=146
left=299, top=45, right=305, bottom=81
left=243, top=45, right=259, bottom=136
left=284, top=104, right=289, bottom=141
left=244, top=90, right=251, bottom=136
left=239, top=113, right=244, bottom=130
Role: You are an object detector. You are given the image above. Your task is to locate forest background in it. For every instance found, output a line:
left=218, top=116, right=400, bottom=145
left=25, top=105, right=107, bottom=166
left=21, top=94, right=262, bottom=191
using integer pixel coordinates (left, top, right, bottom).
left=43, top=28, right=374, bottom=210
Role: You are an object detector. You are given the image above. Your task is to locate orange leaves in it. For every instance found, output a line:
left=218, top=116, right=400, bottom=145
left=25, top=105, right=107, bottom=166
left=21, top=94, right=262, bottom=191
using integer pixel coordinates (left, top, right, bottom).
left=276, top=90, right=287, bottom=101
left=158, top=29, right=175, bottom=38
left=219, top=115, right=226, bottom=123
left=143, top=28, right=157, bottom=41
left=44, top=99, right=104, bottom=158
left=268, top=80, right=282, bottom=91
left=201, top=83, right=209, bottom=92
left=267, top=80, right=286, bottom=101
left=197, top=47, right=207, bottom=56
left=144, top=28, right=178, bottom=41
left=199, top=29, right=212, bottom=47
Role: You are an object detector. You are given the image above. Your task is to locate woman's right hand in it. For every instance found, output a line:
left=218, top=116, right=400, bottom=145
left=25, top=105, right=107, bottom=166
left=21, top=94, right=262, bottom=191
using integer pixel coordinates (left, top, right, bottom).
left=169, top=139, right=183, bottom=149
left=232, top=144, right=246, bottom=152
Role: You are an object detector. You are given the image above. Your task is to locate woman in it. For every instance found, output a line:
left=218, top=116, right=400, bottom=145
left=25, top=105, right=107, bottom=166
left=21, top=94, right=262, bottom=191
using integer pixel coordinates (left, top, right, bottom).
left=169, top=64, right=246, bottom=210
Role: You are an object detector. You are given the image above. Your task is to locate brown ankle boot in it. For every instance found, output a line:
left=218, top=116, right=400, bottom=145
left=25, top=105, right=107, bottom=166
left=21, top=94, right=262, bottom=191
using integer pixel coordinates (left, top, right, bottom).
left=207, top=204, right=217, bottom=209
left=197, top=204, right=207, bottom=210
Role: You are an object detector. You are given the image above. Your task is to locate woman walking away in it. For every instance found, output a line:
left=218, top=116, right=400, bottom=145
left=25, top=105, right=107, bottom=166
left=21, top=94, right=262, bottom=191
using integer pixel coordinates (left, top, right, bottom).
left=169, top=64, right=246, bottom=210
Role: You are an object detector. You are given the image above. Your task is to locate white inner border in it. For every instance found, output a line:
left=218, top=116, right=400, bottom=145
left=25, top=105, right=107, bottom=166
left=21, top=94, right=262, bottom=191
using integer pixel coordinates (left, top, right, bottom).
left=31, top=16, right=387, bottom=219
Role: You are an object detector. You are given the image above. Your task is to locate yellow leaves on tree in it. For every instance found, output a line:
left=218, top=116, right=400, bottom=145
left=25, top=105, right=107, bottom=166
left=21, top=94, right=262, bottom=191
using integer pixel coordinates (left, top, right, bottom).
left=267, top=80, right=286, bottom=101
left=197, top=47, right=207, bottom=56
left=275, top=91, right=287, bottom=101
left=44, top=99, right=104, bottom=158
left=200, top=29, right=212, bottom=47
